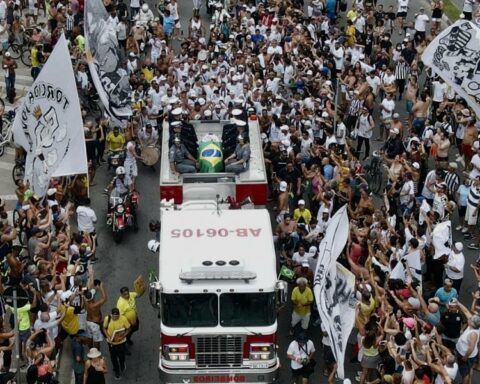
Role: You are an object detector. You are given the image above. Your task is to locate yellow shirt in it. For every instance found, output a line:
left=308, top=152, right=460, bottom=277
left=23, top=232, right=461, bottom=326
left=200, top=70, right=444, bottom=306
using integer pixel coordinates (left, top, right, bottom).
left=31, top=47, right=39, bottom=68
left=346, top=9, right=358, bottom=22
left=293, top=208, right=312, bottom=225
left=142, top=67, right=154, bottom=82
left=18, top=304, right=31, bottom=331
left=60, top=304, right=80, bottom=335
left=116, top=292, right=138, bottom=325
left=75, top=35, right=85, bottom=53
left=291, top=286, right=313, bottom=316
left=103, top=314, right=131, bottom=345
left=106, top=132, right=125, bottom=152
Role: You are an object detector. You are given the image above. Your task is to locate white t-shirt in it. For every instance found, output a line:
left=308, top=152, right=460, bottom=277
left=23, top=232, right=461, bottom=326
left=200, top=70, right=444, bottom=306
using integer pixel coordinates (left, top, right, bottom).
left=292, top=251, right=310, bottom=266
left=397, top=0, right=409, bottom=13
left=76, top=206, right=97, bottom=233
left=381, top=98, right=395, bottom=119
left=432, top=81, right=447, bottom=102
left=414, top=14, right=430, bottom=32
left=366, top=75, right=381, bottom=95
left=434, top=363, right=458, bottom=384
left=287, top=340, right=316, bottom=369
left=469, top=154, right=480, bottom=179
left=400, top=180, right=415, bottom=205
left=446, top=251, right=465, bottom=280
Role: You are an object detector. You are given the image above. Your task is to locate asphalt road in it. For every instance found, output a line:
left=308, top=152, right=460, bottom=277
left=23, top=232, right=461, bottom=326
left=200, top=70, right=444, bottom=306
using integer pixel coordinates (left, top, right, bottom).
left=0, top=1, right=476, bottom=384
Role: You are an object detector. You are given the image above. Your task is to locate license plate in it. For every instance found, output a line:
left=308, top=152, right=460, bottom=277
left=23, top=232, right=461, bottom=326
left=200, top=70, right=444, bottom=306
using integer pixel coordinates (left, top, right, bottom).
left=252, top=362, right=269, bottom=369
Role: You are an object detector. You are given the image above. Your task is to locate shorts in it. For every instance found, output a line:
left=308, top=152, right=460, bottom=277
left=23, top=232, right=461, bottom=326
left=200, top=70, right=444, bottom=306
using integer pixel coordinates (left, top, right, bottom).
left=465, top=204, right=478, bottom=226
left=86, top=321, right=104, bottom=343
left=19, top=329, right=31, bottom=344
left=396, top=12, right=407, bottom=18
left=459, top=205, right=467, bottom=218
left=292, top=366, right=312, bottom=379
left=174, top=19, right=181, bottom=28
left=291, top=311, right=311, bottom=330
left=456, top=351, right=476, bottom=377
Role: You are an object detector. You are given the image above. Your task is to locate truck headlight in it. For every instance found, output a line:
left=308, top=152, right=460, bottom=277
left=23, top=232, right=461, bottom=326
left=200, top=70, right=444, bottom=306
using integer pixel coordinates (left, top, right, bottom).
left=163, top=344, right=189, bottom=361
left=249, top=343, right=274, bottom=360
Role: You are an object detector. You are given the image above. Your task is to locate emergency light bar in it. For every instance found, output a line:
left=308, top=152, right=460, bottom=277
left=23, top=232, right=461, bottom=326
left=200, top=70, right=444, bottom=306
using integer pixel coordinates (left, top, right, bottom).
left=179, top=271, right=257, bottom=284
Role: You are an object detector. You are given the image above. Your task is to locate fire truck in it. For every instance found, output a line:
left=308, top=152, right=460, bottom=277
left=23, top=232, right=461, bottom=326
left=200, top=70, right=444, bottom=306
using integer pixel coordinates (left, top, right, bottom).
left=159, top=118, right=268, bottom=206
left=148, top=200, right=287, bottom=383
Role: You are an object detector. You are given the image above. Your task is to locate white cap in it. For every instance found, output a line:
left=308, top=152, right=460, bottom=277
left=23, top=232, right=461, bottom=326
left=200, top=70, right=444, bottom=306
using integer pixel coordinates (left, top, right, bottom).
left=279, top=181, right=288, bottom=192
left=47, top=188, right=57, bottom=196
left=280, top=125, right=289, bottom=131
left=204, top=109, right=212, bottom=117
left=172, top=107, right=182, bottom=116
left=298, top=199, right=305, bottom=205
left=234, top=119, right=247, bottom=127
left=393, top=113, right=400, bottom=118
left=454, top=242, right=463, bottom=252
left=309, top=246, right=317, bottom=254
left=306, top=70, right=313, bottom=75
left=412, top=162, right=420, bottom=169
left=321, top=112, right=329, bottom=118
left=232, top=109, right=243, bottom=116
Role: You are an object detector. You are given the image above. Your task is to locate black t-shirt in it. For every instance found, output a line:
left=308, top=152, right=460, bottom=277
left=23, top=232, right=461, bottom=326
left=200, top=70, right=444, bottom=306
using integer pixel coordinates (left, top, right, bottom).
left=441, top=311, right=465, bottom=339
left=278, top=167, right=302, bottom=186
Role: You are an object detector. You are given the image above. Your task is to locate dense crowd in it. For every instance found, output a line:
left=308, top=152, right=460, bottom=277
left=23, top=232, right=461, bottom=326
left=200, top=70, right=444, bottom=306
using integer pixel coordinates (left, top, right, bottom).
left=0, top=0, right=479, bottom=383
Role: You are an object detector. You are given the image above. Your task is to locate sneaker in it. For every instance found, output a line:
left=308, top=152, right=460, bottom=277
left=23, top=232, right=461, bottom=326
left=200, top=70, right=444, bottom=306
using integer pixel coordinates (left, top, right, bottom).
left=468, top=243, right=480, bottom=250
left=115, top=373, right=121, bottom=380
left=462, top=227, right=469, bottom=233
left=456, top=225, right=463, bottom=231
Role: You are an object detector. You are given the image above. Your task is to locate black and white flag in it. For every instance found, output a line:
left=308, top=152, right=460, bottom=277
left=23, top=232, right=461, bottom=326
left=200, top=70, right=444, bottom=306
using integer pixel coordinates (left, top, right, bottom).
left=84, top=0, right=132, bottom=122
left=313, top=205, right=357, bottom=379
left=422, top=20, right=480, bottom=116
left=12, top=34, right=87, bottom=196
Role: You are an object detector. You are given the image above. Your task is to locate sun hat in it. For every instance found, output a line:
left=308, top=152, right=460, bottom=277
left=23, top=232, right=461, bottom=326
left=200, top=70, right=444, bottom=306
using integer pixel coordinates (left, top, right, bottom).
left=87, top=348, right=102, bottom=359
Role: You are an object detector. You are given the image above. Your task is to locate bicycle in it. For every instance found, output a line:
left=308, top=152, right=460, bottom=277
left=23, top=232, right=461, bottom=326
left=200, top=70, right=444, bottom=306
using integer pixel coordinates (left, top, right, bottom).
left=364, top=150, right=384, bottom=195
left=12, top=161, right=25, bottom=185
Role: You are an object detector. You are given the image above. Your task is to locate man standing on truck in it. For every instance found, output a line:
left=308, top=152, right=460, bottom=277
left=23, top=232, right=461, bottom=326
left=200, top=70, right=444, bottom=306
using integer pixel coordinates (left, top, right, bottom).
left=169, top=136, right=198, bottom=174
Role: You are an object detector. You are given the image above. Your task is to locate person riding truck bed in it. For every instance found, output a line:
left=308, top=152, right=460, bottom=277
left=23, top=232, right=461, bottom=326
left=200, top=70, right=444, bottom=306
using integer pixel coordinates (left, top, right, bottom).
left=169, top=136, right=198, bottom=175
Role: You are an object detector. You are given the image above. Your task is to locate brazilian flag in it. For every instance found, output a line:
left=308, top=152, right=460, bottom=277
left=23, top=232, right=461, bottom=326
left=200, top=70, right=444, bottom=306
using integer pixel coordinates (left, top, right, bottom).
left=199, top=141, right=224, bottom=173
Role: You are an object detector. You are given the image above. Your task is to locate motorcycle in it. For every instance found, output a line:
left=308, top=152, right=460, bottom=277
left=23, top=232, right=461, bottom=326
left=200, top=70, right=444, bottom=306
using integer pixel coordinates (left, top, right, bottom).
left=107, top=149, right=126, bottom=171
left=106, top=190, right=139, bottom=243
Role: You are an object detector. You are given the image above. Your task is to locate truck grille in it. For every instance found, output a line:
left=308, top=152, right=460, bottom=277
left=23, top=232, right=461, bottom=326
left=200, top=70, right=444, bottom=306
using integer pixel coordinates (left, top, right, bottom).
left=195, top=336, right=243, bottom=368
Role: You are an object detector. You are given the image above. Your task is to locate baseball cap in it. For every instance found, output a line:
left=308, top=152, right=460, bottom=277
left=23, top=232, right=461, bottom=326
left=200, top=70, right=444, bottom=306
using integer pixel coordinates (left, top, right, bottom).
left=298, top=199, right=305, bottom=205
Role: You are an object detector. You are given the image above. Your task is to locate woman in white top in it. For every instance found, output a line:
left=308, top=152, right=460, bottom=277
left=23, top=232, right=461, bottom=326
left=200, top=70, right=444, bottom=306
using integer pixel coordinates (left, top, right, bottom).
left=124, top=141, right=142, bottom=189
left=356, top=107, right=374, bottom=161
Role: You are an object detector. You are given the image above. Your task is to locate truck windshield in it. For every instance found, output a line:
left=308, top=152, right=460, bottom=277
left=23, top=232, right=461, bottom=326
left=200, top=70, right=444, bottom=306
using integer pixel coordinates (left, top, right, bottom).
left=220, top=293, right=276, bottom=327
left=162, top=293, right=218, bottom=327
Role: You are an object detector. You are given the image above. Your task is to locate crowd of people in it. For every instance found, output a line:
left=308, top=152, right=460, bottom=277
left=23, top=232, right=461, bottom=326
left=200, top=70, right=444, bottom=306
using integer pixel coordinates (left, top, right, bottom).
left=0, top=0, right=479, bottom=383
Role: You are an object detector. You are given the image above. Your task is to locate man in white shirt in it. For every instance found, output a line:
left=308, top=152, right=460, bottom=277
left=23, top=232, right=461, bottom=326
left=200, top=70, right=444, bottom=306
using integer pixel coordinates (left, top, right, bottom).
left=414, top=8, right=430, bottom=41
left=378, top=93, right=395, bottom=141
left=331, top=41, right=345, bottom=74
left=445, top=242, right=465, bottom=291
left=469, top=141, right=480, bottom=179
left=432, top=78, right=447, bottom=111
left=76, top=198, right=97, bottom=235
left=366, top=71, right=381, bottom=97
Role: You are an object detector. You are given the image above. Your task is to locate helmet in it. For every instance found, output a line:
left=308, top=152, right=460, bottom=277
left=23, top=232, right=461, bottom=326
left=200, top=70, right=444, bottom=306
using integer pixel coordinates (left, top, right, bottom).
left=116, top=166, right=126, bottom=176
left=141, top=3, right=149, bottom=12
left=148, top=239, right=160, bottom=253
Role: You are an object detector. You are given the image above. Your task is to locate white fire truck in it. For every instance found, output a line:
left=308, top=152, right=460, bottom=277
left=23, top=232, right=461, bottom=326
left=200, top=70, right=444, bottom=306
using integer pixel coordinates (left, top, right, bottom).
left=148, top=200, right=287, bottom=383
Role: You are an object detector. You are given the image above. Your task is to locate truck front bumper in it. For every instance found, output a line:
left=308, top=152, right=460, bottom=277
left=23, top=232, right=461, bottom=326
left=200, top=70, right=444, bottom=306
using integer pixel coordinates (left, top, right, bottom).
left=158, top=359, right=280, bottom=384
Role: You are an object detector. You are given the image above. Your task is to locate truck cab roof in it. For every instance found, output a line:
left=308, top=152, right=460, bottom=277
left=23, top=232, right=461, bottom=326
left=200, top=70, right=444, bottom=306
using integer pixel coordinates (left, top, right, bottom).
left=158, top=206, right=276, bottom=294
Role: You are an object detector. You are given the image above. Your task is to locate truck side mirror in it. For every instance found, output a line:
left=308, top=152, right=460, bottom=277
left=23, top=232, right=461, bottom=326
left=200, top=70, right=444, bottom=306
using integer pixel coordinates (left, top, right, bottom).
left=275, top=280, right=288, bottom=308
left=149, top=281, right=163, bottom=311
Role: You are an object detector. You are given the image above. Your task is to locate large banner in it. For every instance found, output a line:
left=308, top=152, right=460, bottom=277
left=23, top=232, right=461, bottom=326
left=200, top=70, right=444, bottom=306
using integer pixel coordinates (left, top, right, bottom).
left=313, top=205, right=356, bottom=379
left=12, top=34, right=87, bottom=196
left=422, top=20, right=480, bottom=117
left=84, top=0, right=132, bottom=121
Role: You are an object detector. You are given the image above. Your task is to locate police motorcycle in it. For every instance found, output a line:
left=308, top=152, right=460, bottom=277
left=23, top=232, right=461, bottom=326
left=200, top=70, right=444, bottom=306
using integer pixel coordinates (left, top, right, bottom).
left=106, top=167, right=139, bottom=243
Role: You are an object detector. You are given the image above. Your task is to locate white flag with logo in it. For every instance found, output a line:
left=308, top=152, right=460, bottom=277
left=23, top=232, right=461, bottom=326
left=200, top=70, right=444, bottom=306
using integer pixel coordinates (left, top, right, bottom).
left=12, top=34, right=87, bottom=196
left=84, top=0, right=132, bottom=122
left=313, top=205, right=356, bottom=379
left=422, top=20, right=480, bottom=117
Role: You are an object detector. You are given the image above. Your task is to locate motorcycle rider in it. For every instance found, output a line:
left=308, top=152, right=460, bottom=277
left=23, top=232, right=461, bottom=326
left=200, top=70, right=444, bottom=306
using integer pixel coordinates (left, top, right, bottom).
left=135, top=4, right=154, bottom=25
left=106, top=166, right=133, bottom=197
